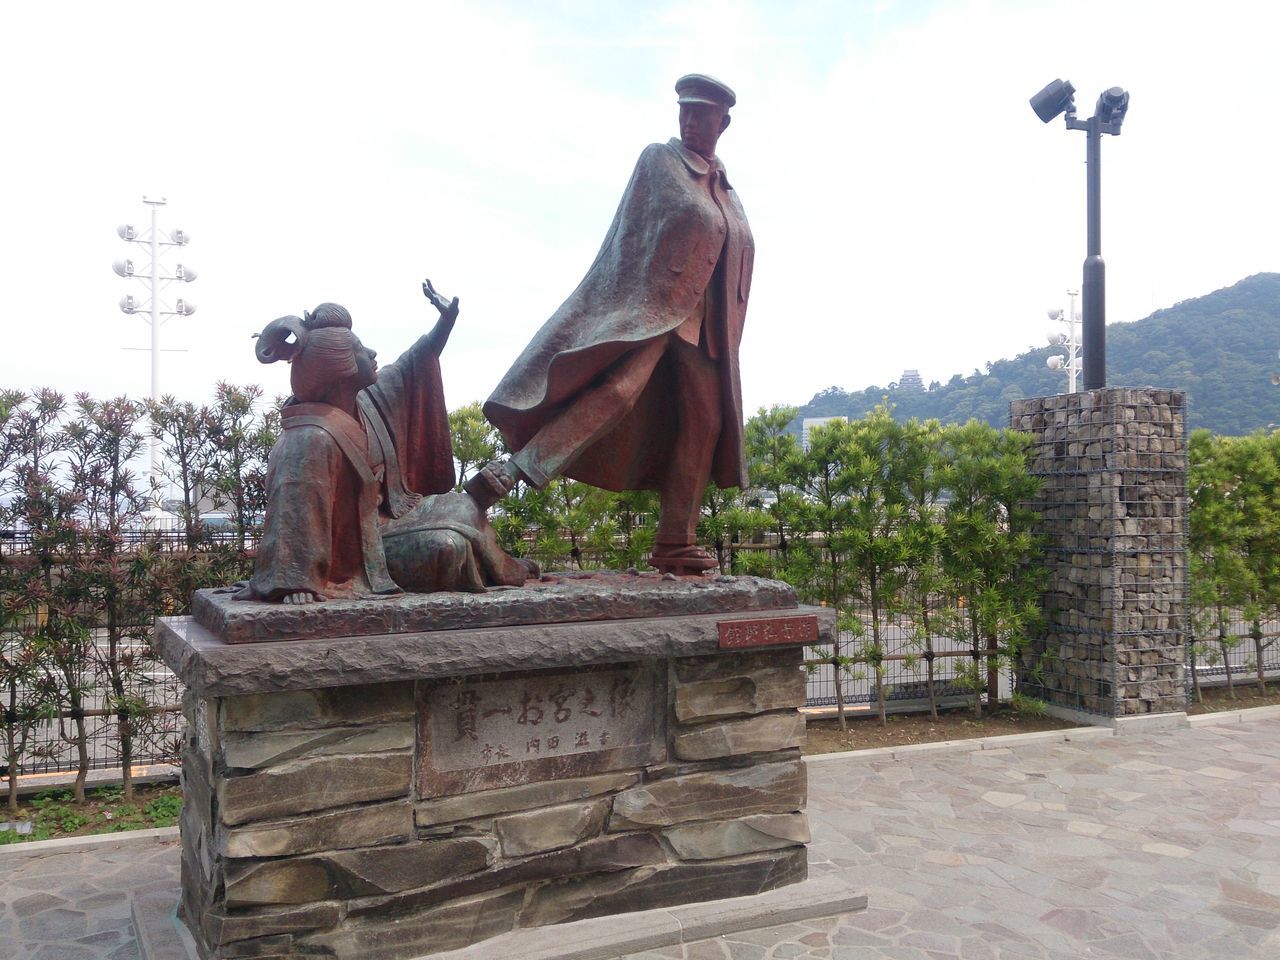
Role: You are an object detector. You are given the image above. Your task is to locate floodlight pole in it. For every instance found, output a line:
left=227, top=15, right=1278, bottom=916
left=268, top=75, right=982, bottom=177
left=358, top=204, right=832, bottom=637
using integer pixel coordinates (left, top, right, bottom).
left=1065, top=110, right=1106, bottom=390
left=1083, top=115, right=1104, bottom=391
left=147, top=199, right=163, bottom=437
left=1059, top=87, right=1127, bottom=390
left=115, top=196, right=197, bottom=502
left=143, top=197, right=166, bottom=484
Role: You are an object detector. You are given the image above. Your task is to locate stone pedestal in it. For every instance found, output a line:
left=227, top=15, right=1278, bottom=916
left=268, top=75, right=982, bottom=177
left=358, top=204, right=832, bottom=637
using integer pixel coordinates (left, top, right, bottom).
left=1009, top=388, right=1188, bottom=719
left=155, top=573, right=828, bottom=960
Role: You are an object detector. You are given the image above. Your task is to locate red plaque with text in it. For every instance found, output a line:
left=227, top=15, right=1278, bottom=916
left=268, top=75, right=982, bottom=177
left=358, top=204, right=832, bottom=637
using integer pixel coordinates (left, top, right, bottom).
left=717, top=614, right=818, bottom=649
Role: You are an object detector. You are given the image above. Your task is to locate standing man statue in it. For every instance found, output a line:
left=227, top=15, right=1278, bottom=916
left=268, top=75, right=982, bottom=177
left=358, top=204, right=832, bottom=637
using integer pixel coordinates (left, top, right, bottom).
left=477, top=74, right=754, bottom=575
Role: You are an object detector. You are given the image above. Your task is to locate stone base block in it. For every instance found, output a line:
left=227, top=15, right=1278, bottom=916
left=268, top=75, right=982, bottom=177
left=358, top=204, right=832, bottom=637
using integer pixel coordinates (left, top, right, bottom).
left=157, top=578, right=829, bottom=959
left=137, top=872, right=868, bottom=960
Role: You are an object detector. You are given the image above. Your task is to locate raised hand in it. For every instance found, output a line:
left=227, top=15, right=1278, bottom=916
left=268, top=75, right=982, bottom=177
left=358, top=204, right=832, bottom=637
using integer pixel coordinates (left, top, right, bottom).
left=422, top=279, right=460, bottom=324
left=422, top=278, right=460, bottom=353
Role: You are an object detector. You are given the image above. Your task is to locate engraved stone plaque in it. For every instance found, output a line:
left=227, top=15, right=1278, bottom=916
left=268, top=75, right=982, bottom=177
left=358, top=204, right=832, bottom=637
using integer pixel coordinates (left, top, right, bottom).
left=417, top=663, right=665, bottom=798
left=718, top=614, right=818, bottom=649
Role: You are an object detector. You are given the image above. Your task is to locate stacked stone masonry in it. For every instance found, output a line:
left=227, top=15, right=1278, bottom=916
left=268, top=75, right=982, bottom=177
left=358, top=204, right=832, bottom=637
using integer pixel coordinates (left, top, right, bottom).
left=1009, top=388, right=1188, bottom=717
left=178, top=646, right=810, bottom=959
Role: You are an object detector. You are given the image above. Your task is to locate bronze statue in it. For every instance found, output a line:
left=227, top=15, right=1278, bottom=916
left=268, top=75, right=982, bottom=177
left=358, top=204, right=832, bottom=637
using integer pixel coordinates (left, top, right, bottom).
left=476, top=74, right=754, bottom=576
left=239, top=282, right=535, bottom=604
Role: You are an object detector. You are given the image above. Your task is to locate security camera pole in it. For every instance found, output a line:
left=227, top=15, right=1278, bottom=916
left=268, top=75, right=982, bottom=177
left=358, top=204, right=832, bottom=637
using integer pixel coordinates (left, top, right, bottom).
left=1030, top=80, right=1129, bottom=391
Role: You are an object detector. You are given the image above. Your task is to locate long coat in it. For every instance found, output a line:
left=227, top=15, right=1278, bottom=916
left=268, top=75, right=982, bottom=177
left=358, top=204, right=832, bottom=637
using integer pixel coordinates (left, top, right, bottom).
left=484, top=138, right=754, bottom=491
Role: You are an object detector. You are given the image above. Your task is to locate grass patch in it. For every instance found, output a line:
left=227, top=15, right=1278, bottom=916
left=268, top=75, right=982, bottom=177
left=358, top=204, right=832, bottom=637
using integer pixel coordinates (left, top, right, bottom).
left=0, top=782, right=182, bottom=844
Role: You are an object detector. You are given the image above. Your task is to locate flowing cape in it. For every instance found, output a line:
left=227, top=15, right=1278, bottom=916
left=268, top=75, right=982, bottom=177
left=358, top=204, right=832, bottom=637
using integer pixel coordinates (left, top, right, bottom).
left=484, top=138, right=754, bottom=491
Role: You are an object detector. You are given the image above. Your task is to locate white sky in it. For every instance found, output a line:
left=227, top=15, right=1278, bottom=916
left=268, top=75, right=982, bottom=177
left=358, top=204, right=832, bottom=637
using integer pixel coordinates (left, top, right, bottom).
left=3, top=0, right=1277, bottom=416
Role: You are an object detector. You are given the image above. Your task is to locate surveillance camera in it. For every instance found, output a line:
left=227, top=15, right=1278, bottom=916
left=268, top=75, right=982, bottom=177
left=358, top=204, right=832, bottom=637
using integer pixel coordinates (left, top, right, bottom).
left=1096, top=87, right=1129, bottom=127
left=1030, top=78, right=1076, bottom=123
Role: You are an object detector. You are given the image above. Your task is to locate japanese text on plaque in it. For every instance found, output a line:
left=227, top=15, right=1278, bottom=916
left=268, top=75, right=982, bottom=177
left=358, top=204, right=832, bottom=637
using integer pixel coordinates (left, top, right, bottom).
left=430, top=668, right=653, bottom=772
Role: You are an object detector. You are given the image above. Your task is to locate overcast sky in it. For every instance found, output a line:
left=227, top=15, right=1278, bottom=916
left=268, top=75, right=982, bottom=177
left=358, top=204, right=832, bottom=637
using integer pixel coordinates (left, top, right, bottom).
left=3, top=0, right=1277, bottom=418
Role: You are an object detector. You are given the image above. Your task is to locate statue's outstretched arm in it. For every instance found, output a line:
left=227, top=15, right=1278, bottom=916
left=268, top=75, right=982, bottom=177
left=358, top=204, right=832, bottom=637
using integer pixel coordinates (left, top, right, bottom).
left=422, top=278, right=460, bottom=356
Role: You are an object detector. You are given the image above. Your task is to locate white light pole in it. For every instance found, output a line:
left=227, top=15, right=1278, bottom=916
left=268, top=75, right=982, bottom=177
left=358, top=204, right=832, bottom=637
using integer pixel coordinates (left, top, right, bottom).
left=1045, top=289, right=1082, bottom=394
left=114, top=196, right=198, bottom=497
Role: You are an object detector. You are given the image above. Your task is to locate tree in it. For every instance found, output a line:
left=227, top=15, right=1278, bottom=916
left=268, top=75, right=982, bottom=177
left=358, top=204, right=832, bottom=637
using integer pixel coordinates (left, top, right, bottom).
left=698, top=482, right=747, bottom=575
left=841, top=405, right=915, bottom=726
left=893, top=417, right=949, bottom=719
left=494, top=478, right=607, bottom=571
left=743, top=405, right=803, bottom=575
left=63, top=396, right=161, bottom=801
left=5, top=391, right=98, bottom=800
left=550, top=480, right=618, bottom=570
left=148, top=396, right=220, bottom=547
left=448, top=402, right=502, bottom=490
left=1224, top=432, right=1280, bottom=692
left=0, top=604, right=54, bottom=814
left=601, top=490, right=658, bottom=570
left=1187, top=429, right=1277, bottom=698
left=939, top=421, right=1044, bottom=718
left=207, top=383, right=279, bottom=550
left=0, top=390, right=58, bottom=812
left=490, top=478, right=541, bottom=564
left=787, top=418, right=860, bottom=729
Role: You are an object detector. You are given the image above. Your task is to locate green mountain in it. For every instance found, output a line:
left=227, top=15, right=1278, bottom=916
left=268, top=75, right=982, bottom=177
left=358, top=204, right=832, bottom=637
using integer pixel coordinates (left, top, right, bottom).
left=794, top=273, right=1280, bottom=436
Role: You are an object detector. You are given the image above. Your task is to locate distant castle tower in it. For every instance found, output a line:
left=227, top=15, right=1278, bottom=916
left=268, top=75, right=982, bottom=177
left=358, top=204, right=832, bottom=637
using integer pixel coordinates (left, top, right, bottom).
left=896, top=369, right=924, bottom=393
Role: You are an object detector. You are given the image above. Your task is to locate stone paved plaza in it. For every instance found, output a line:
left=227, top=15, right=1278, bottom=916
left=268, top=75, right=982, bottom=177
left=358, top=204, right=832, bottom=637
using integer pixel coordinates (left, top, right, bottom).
left=3, top=714, right=1277, bottom=959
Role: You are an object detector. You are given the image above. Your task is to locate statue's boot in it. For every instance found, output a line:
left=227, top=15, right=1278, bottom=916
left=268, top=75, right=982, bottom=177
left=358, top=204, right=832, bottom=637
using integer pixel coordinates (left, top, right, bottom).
left=650, top=543, right=719, bottom=576
left=463, top=460, right=524, bottom=510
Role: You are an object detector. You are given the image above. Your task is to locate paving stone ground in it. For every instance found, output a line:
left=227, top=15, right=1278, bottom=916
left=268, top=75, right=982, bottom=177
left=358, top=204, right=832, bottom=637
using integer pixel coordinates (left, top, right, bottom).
left=0, top=839, right=177, bottom=960
left=1, top=716, right=1276, bottom=959
left=623, top=717, right=1280, bottom=960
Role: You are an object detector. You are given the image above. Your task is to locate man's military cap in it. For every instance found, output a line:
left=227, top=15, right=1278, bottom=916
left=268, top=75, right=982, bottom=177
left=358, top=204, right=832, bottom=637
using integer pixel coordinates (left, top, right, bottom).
left=675, top=74, right=736, bottom=109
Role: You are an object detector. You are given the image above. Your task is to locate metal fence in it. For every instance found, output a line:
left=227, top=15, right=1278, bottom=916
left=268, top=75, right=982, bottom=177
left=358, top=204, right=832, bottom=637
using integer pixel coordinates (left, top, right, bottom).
left=800, top=614, right=1009, bottom=714
left=0, top=521, right=255, bottom=557
left=1, top=528, right=254, bottom=781
left=1188, top=613, right=1280, bottom=691
left=5, top=534, right=1278, bottom=780
left=4, top=639, right=185, bottom=778
left=803, top=608, right=1279, bottom=715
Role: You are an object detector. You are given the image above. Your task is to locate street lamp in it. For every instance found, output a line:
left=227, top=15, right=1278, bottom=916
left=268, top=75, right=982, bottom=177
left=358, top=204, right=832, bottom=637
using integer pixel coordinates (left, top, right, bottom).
left=1045, top=290, right=1081, bottom=394
left=114, top=196, right=198, bottom=491
left=1030, top=79, right=1130, bottom=391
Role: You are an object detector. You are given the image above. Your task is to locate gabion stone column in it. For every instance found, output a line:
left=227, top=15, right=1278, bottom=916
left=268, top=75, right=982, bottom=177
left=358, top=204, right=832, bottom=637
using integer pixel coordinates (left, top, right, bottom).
left=1010, top=388, right=1188, bottom=720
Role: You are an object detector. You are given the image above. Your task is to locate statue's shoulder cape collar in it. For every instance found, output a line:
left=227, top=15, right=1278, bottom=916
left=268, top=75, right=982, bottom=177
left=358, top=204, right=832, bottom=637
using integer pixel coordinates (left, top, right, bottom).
left=663, top=138, right=731, bottom=189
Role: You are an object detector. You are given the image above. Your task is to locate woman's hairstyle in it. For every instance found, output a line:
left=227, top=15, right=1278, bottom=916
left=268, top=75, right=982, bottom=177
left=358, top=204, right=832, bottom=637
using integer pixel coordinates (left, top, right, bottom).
left=291, top=327, right=359, bottom=401
left=254, top=303, right=359, bottom=402
left=304, top=302, right=353, bottom=331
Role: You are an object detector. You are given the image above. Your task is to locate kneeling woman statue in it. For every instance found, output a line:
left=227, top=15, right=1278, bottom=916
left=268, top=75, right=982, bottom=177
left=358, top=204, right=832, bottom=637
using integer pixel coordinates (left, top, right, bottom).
left=238, top=281, right=535, bottom=605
